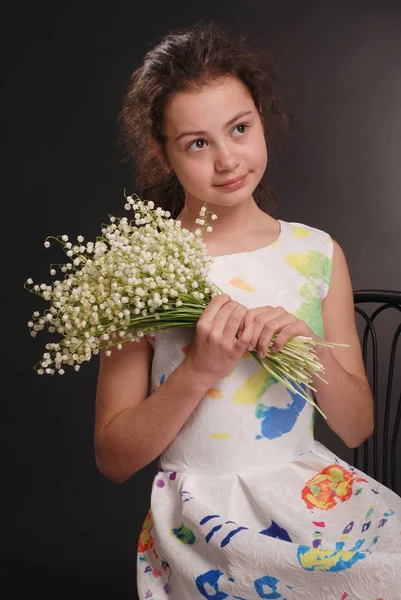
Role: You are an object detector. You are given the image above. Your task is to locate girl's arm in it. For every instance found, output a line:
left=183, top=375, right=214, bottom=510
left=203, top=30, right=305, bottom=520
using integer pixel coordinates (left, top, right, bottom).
left=312, top=239, right=374, bottom=448
left=94, top=295, right=253, bottom=483
left=94, top=339, right=212, bottom=483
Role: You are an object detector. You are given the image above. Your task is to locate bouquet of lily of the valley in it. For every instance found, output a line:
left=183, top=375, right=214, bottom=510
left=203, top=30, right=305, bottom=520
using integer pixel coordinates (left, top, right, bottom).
left=25, top=193, right=342, bottom=417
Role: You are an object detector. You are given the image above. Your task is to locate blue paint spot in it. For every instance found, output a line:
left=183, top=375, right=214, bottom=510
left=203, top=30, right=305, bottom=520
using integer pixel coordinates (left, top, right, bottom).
left=221, top=526, right=248, bottom=548
left=195, top=570, right=228, bottom=599
left=255, top=385, right=306, bottom=440
left=351, top=539, right=365, bottom=551
left=205, top=524, right=223, bottom=543
left=181, top=490, right=194, bottom=502
left=254, top=575, right=282, bottom=599
left=260, top=520, right=292, bottom=542
left=200, top=515, right=219, bottom=525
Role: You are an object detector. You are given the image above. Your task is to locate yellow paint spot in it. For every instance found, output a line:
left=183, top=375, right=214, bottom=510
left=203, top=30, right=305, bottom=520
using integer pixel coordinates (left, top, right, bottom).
left=285, top=252, right=310, bottom=273
left=211, top=433, right=231, bottom=440
left=207, top=387, right=224, bottom=399
left=292, top=226, right=311, bottom=238
left=285, top=250, right=331, bottom=286
left=232, top=368, right=270, bottom=405
left=228, top=277, right=256, bottom=293
left=299, top=548, right=357, bottom=571
left=138, top=509, right=154, bottom=553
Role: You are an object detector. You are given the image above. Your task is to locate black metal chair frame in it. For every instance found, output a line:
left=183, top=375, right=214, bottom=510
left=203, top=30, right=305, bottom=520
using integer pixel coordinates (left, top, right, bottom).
left=352, top=290, right=401, bottom=493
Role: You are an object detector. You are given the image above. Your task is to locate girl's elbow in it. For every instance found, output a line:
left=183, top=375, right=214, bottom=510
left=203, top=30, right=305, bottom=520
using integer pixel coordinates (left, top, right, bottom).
left=344, top=421, right=374, bottom=449
left=95, top=444, right=136, bottom=483
left=96, top=462, right=127, bottom=483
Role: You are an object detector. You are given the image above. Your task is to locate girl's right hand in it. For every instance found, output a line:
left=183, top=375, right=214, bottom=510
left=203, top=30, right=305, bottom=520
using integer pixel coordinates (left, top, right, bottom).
left=184, top=293, right=253, bottom=385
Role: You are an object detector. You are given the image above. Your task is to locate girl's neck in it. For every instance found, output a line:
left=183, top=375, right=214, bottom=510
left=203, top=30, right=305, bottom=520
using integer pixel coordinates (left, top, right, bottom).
left=176, top=195, right=280, bottom=256
left=177, top=195, right=266, bottom=241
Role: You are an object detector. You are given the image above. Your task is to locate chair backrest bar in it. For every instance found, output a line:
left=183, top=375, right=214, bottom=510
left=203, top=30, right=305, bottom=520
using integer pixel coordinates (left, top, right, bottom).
left=353, top=290, right=401, bottom=493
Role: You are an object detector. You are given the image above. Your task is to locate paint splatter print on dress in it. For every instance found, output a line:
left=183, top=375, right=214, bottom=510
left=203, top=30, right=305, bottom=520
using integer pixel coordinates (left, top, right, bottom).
left=138, top=220, right=401, bottom=599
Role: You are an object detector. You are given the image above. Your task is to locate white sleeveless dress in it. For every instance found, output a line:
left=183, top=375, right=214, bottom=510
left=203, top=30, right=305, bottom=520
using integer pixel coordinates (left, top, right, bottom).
left=137, top=219, right=401, bottom=600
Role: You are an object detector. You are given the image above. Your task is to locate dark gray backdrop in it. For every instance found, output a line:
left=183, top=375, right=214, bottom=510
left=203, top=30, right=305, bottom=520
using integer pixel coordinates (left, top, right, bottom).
left=2, top=1, right=401, bottom=598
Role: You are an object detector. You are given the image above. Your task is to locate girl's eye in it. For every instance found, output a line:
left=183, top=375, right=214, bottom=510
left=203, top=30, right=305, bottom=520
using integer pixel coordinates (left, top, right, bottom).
left=188, top=139, right=207, bottom=152
left=186, top=124, right=248, bottom=151
left=232, top=123, right=248, bottom=136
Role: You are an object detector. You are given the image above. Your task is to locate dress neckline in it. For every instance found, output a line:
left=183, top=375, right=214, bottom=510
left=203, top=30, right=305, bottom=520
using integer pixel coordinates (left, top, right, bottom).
left=209, top=219, right=285, bottom=259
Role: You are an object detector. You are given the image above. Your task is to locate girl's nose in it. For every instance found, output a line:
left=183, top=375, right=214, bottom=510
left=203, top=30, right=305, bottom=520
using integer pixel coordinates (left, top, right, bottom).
left=214, top=147, right=240, bottom=172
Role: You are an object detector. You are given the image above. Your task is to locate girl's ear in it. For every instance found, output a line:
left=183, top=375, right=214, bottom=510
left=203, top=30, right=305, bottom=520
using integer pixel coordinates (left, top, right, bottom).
left=148, top=134, right=171, bottom=171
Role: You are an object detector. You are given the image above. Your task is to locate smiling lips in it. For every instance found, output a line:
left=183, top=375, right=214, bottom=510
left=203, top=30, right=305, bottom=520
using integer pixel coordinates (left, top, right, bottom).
left=216, top=173, right=248, bottom=190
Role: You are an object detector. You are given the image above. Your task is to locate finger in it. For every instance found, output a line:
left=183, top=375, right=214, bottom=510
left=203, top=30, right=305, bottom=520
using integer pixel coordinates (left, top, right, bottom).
left=245, top=307, right=286, bottom=351
left=272, top=320, right=313, bottom=352
left=210, top=301, right=243, bottom=338
left=256, top=314, right=298, bottom=357
left=198, top=293, right=232, bottom=325
left=235, top=312, right=254, bottom=349
left=246, top=306, right=286, bottom=322
left=223, top=304, right=248, bottom=341
left=246, top=313, right=270, bottom=351
left=236, top=311, right=249, bottom=337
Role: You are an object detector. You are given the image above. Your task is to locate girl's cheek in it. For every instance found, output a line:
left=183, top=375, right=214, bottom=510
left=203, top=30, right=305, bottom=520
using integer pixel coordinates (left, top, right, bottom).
left=181, top=164, right=208, bottom=191
left=188, top=160, right=208, bottom=180
left=254, top=142, right=268, bottom=169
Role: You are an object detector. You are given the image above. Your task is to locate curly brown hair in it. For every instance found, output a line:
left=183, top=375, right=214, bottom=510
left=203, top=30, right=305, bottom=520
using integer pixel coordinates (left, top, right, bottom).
left=117, top=19, right=291, bottom=219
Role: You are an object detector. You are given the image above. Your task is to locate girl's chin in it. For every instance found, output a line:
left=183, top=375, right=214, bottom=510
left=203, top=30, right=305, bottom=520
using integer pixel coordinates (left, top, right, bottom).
left=212, top=186, right=256, bottom=203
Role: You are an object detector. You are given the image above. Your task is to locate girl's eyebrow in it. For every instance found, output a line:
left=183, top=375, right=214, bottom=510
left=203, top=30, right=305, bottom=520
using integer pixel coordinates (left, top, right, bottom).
left=173, top=110, right=254, bottom=142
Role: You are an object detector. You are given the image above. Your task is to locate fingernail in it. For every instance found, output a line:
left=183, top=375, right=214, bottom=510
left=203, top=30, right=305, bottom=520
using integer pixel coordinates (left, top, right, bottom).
left=247, top=343, right=253, bottom=351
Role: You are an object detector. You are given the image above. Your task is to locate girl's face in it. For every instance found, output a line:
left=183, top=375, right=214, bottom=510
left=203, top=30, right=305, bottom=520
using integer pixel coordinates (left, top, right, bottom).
left=163, top=76, right=268, bottom=209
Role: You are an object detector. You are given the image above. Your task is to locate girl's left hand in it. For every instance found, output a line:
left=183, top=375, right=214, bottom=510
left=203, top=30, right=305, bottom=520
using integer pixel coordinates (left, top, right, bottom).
left=237, top=305, right=322, bottom=358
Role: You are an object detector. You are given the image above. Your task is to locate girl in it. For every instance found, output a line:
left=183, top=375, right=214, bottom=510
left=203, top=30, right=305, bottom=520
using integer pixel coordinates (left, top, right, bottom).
left=94, top=21, right=401, bottom=600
